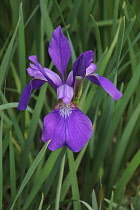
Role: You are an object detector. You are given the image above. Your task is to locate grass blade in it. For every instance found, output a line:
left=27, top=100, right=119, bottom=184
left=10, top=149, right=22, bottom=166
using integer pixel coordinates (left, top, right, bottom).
left=92, top=190, right=98, bottom=210
left=19, top=2, right=26, bottom=90
left=22, top=148, right=66, bottom=210
left=9, top=132, right=16, bottom=202
left=115, top=149, right=140, bottom=202
left=55, top=154, right=65, bottom=210
left=0, top=111, right=3, bottom=210
left=40, top=0, right=53, bottom=41
left=109, top=103, right=140, bottom=190
left=68, top=150, right=81, bottom=210
left=10, top=142, right=49, bottom=210
left=0, top=18, right=20, bottom=89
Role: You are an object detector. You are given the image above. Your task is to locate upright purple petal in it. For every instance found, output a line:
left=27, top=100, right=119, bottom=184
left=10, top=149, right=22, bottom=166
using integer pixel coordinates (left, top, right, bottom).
left=73, top=54, right=86, bottom=77
left=57, top=84, right=74, bottom=104
left=72, top=50, right=94, bottom=85
left=86, top=63, right=97, bottom=75
left=48, top=26, right=71, bottom=78
left=28, top=55, right=57, bottom=89
left=87, top=73, right=123, bottom=100
left=66, top=71, right=73, bottom=86
left=17, top=79, right=45, bottom=110
left=42, top=105, right=92, bottom=152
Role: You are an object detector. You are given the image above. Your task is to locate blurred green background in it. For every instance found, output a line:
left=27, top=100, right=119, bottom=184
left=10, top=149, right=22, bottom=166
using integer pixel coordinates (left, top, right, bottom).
left=0, top=0, right=140, bottom=209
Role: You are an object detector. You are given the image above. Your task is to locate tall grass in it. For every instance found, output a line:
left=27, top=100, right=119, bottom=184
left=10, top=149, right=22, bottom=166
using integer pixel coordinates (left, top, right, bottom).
left=0, top=0, right=140, bottom=209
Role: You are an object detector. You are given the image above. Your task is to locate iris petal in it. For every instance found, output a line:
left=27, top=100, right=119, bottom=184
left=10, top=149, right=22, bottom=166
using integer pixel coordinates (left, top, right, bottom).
left=66, top=71, right=73, bottom=86
left=48, top=26, right=71, bottom=78
left=42, top=106, right=92, bottom=152
left=17, top=79, right=45, bottom=110
left=86, top=63, right=97, bottom=75
left=57, top=84, right=74, bottom=104
left=28, top=55, right=57, bottom=89
left=87, top=73, right=123, bottom=100
left=27, top=66, right=63, bottom=87
left=72, top=50, right=94, bottom=85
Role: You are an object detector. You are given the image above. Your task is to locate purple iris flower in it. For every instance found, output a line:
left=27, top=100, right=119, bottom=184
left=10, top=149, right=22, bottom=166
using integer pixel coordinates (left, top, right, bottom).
left=17, top=26, right=122, bottom=152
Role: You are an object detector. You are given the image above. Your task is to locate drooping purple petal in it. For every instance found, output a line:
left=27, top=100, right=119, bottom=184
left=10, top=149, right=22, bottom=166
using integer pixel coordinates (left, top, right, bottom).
left=17, top=79, right=45, bottom=110
left=28, top=55, right=57, bottom=89
left=57, top=84, right=74, bottom=104
left=87, top=73, right=123, bottom=100
left=86, top=63, right=97, bottom=75
left=42, top=105, right=92, bottom=152
left=48, top=26, right=71, bottom=79
left=27, top=65, right=63, bottom=87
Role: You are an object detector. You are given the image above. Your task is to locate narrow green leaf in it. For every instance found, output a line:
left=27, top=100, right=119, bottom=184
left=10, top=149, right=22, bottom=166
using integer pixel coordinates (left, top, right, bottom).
left=55, top=154, right=65, bottom=210
left=93, top=62, right=140, bottom=180
left=10, top=142, right=49, bottom=210
left=61, top=144, right=88, bottom=200
left=25, top=5, right=40, bottom=28
left=38, top=193, right=44, bottom=210
left=68, top=0, right=82, bottom=25
left=9, top=132, right=16, bottom=201
left=0, top=91, right=25, bottom=148
left=98, top=20, right=120, bottom=75
left=115, top=149, right=140, bottom=202
left=104, top=199, right=125, bottom=210
left=68, top=150, right=81, bottom=210
left=90, top=14, right=102, bottom=57
left=107, top=192, right=114, bottom=210
left=19, top=2, right=26, bottom=90
left=40, top=0, right=53, bottom=41
left=22, top=148, right=66, bottom=210
left=111, top=0, right=120, bottom=39
left=79, top=200, right=93, bottom=210
left=0, top=102, right=19, bottom=111
left=22, top=83, right=48, bottom=174
left=0, top=111, right=3, bottom=210
left=123, top=15, right=136, bottom=44
left=124, top=0, right=140, bottom=25
left=114, top=16, right=125, bottom=69
left=0, top=17, right=20, bottom=88
left=109, top=103, right=140, bottom=190
left=92, top=190, right=98, bottom=210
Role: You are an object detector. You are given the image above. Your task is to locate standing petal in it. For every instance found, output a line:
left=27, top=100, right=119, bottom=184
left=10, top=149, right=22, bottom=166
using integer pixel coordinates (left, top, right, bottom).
left=17, top=79, right=45, bottom=110
left=73, top=50, right=94, bottom=75
left=48, top=26, right=71, bottom=79
left=87, top=73, right=123, bottom=100
left=42, top=105, right=92, bottom=152
left=66, top=71, right=73, bottom=86
left=72, top=50, right=94, bottom=85
left=73, top=54, right=86, bottom=77
left=57, top=84, right=74, bottom=104
left=86, top=63, right=97, bottom=75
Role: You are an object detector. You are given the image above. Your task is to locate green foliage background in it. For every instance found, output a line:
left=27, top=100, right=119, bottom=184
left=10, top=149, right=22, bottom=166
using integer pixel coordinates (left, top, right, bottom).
left=0, top=0, right=140, bottom=209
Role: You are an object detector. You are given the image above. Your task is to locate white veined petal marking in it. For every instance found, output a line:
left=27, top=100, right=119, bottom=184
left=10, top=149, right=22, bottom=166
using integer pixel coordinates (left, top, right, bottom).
left=59, top=103, right=72, bottom=118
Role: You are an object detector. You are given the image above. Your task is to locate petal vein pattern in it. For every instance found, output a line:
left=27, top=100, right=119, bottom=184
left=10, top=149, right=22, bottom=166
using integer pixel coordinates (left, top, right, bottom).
left=42, top=107, right=92, bottom=152
left=48, top=26, right=71, bottom=78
